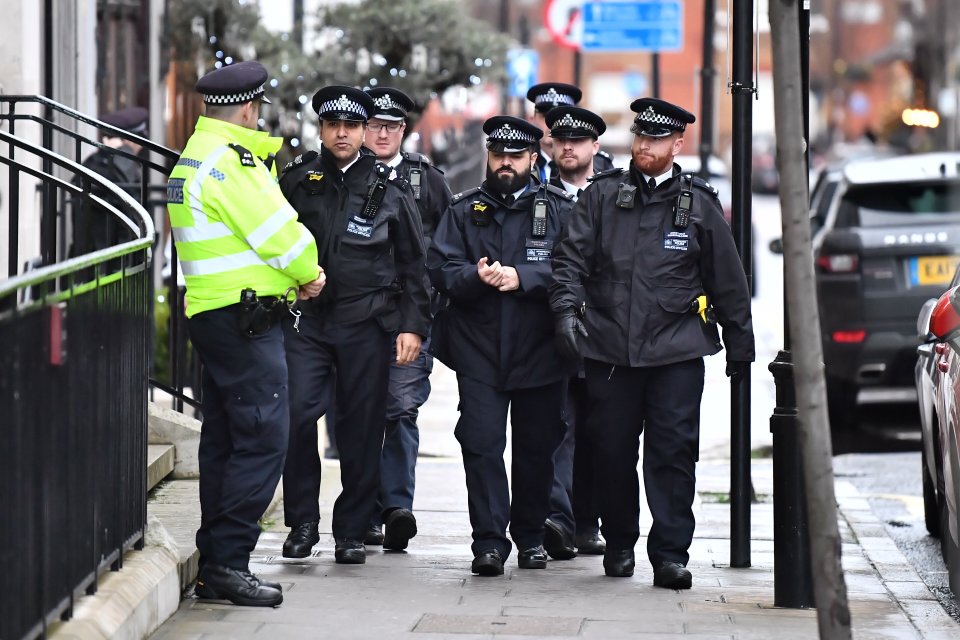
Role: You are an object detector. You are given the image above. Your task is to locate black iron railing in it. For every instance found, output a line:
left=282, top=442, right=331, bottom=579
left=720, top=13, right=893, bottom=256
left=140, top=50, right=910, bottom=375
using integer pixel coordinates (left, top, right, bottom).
left=0, top=94, right=198, bottom=413
left=0, top=120, right=152, bottom=639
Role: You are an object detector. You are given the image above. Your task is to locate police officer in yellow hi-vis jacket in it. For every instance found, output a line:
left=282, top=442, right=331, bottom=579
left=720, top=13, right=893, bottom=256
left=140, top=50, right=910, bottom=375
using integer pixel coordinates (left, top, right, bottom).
left=166, top=60, right=325, bottom=608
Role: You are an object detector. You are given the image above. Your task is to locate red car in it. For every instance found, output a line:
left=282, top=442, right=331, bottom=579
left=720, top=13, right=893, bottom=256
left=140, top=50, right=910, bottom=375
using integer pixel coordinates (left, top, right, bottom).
left=918, top=281, right=960, bottom=594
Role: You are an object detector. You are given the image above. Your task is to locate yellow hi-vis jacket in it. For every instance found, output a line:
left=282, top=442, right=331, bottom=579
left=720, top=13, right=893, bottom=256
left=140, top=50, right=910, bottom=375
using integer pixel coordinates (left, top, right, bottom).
left=167, top=116, right=319, bottom=317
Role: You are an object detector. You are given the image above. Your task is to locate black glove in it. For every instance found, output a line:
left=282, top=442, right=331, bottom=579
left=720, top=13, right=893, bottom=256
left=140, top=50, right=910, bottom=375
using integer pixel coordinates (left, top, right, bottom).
left=726, top=361, right=749, bottom=382
left=555, top=309, right=589, bottom=361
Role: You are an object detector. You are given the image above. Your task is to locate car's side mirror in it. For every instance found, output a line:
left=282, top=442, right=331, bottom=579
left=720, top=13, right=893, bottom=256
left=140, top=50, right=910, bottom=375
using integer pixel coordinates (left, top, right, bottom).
left=917, top=297, right=938, bottom=341
left=929, top=286, right=960, bottom=342
left=768, top=237, right=783, bottom=254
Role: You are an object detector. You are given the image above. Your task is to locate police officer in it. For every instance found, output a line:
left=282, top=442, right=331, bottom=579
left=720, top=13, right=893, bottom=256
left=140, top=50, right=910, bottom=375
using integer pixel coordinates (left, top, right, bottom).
left=279, top=85, right=431, bottom=565
left=525, top=82, right=614, bottom=182
left=541, top=105, right=608, bottom=559
left=549, top=98, right=754, bottom=588
left=71, top=106, right=149, bottom=258
left=428, top=115, right=575, bottom=576
left=362, top=87, right=453, bottom=549
left=167, top=61, right=325, bottom=607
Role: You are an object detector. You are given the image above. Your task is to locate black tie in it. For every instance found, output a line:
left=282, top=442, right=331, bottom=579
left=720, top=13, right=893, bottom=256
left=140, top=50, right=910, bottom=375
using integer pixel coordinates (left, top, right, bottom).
left=504, top=194, right=515, bottom=205
left=647, top=177, right=657, bottom=190
left=576, top=188, right=583, bottom=200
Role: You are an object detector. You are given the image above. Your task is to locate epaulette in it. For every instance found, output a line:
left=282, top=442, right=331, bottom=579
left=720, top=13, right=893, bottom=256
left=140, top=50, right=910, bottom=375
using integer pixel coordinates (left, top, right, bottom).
left=596, top=149, right=613, bottom=160
left=587, top=167, right=626, bottom=182
left=545, top=183, right=574, bottom=200
left=685, top=173, right=720, bottom=197
left=450, top=187, right=481, bottom=204
left=228, top=143, right=256, bottom=167
left=282, top=150, right=318, bottom=174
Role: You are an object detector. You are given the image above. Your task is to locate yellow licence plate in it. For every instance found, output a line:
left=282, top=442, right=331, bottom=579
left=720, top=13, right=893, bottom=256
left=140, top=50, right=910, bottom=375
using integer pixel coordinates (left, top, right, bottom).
left=910, top=255, right=960, bottom=286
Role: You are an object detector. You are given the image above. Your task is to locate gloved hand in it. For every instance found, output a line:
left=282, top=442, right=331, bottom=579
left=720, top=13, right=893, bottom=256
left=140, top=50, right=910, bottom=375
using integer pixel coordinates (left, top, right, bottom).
left=726, top=361, right=749, bottom=382
left=555, top=309, right=588, bottom=361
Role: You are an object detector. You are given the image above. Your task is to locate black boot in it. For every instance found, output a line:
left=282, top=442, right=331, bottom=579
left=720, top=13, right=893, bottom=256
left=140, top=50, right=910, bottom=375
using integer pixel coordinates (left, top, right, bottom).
left=194, top=563, right=283, bottom=607
left=282, top=521, right=320, bottom=558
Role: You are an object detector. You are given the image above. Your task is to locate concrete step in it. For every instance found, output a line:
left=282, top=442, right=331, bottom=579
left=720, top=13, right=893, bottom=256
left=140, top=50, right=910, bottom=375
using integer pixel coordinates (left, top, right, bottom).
left=147, top=444, right=175, bottom=492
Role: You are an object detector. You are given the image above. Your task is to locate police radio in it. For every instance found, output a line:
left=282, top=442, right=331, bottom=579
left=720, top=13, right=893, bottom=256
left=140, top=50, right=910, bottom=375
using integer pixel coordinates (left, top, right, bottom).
left=362, top=177, right=387, bottom=219
left=532, top=199, right=548, bottom=238
left=409, top=168, right=422, bottom=201
left=615, top=182, right=637, bottom=209
left=674, top=176, right=694, bottom=228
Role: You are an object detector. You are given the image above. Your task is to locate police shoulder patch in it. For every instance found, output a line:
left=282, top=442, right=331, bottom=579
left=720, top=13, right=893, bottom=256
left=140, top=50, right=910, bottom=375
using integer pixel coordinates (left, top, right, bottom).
left=304, top=170, right=325, bottom=184
left=588, top=167, right=626, bottom=182
left=689, top=174, right=719, bottom=197
left=545, top=183, right=574, bottom=200
left=282, top=150, right=318, bottom=174
left=450, top=186, right=481, bottom=204
left=228, top=143, right=257, bottom=167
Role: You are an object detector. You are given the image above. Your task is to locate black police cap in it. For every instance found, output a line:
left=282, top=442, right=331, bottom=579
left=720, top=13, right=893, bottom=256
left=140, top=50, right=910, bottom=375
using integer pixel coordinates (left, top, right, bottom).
left=100, top=106, right=149, bottom=135
left=526, top=82, right=582, bottom=114
left=365, top=87, right=415, bottom=122
left=312, top=85, right=375, bottom=122
left=545, top=105, right=606, bottom=140
left=483, top=115, right=543, bottom=153
left=629, top=97, right=696, bottom=138
left=195, top=60, right=272, bottom=105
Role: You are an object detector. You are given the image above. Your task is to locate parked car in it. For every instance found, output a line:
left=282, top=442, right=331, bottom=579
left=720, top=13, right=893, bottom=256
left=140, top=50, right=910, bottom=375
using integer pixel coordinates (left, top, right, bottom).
left=916, top=278, right=960, bottom=594
left=751, top=133, right=779, bottom=194
left=812, top=152, right=960, bottom=439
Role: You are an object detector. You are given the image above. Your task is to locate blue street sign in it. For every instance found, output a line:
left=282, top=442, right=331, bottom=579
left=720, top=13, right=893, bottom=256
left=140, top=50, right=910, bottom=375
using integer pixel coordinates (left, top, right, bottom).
left=581, top=0, right=683, bottom=52
left=506, top=49, right=540, bottom=98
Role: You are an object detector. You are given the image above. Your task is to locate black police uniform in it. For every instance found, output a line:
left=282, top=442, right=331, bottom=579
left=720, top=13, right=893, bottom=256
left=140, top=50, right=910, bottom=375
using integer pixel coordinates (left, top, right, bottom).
left=279, top=92, right=431, bottom=553
left=70, top=106, right=148, bottom=257
left=365, top=86, right=454, bottom=545
left=428, top=117, right=575, bottom=568
left=549, top=98, right=754, bottom=579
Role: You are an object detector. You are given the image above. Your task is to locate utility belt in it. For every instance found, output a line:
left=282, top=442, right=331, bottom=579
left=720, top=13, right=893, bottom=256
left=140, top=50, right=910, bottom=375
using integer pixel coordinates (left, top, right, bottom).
left=238, top=287, right=300, bottom=336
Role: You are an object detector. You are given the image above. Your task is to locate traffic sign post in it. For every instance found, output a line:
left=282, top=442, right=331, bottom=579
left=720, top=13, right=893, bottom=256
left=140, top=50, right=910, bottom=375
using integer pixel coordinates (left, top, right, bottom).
left=506, top=49, right=540, bottom=98
left=581, top=0, right=683, bottom=52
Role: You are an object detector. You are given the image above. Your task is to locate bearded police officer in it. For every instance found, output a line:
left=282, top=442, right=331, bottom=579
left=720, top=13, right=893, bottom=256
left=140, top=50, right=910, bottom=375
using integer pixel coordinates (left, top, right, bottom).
left=279, top=85, right=431, bottom=565
left=168, top=61, right=325, bottom=607
left=362, top=87, right=453, bottom=549
left=549, top=98, right=754, bottom=588
left=428, top=116, right=575, bottom=576
left=540, top=105, right=608, bottom=559
left=525, top=82, right=614, bottom=182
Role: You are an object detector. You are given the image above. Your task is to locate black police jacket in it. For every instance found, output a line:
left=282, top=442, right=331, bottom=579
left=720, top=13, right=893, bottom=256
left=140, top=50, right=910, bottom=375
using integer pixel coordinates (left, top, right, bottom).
left=396, top=151, right=453, bottom=252
left=280, top=146, right=431, bottom=337
left=549, top=164, right=754, bottom=367
left=70, top=145, right=142, bottom=256
left=428, top=179, right=576, bottom=390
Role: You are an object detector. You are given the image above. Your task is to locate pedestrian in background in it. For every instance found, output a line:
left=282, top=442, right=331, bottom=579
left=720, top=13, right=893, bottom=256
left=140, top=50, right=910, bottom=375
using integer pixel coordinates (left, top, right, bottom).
left=428, top=115, right=575, bottom=576
left=279, top=85, right=431, bottom=565
left=549, top=97, right=754, bottom=588
left=362, top=86, right=453, bottom=549
left=167, top=61, right=325, bottom=607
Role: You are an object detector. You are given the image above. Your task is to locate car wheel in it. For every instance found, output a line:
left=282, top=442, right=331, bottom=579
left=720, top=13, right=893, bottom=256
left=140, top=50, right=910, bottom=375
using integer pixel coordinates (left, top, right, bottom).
left=922, top=442, right=941, bottom=537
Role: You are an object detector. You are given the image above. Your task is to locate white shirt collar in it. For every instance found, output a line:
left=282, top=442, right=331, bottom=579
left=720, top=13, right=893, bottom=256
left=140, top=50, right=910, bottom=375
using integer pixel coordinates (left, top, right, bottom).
left=559, top=178, right=583, bottom=201
left=340, top=152, right=362, bottom=174
left=642, top=168, right=674, bottom=188
left=385, top=153, right=403, bottom=168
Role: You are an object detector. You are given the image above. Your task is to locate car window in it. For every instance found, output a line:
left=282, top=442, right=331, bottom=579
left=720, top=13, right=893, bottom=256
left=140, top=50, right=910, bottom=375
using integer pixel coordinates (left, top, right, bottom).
left=835, top=180, right=960, bottom=228
left=811, top=178, right=839, bottom=235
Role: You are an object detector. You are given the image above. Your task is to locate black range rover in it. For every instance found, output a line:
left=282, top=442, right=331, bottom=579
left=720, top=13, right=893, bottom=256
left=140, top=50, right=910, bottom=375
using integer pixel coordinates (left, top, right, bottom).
left=812, top=153, right=960, bottom=434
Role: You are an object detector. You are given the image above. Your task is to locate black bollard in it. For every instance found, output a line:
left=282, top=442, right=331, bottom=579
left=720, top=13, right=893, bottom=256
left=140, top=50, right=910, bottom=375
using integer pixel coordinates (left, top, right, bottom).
left=769, top=349, right=814, bottom=608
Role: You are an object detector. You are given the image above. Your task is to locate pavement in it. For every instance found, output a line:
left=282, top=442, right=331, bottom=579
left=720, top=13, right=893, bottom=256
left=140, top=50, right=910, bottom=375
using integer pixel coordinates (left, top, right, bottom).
left=48, top=359, right=959, bottom=640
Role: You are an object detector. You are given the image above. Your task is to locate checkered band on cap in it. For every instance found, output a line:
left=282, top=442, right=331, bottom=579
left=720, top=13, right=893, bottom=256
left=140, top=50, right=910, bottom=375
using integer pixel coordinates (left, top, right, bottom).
left=318, top=94, right=369, bottom=119
left=534, top=88, right=576, bottom=107
left=552, top=113, right=598, bottom=136
left=488, top=123, right=537, bottom=144
left=636, top=105, right=686, bottom=131
left=203, top=84, right=265, bottom=105
left=372, top=94, right=404, bottom=113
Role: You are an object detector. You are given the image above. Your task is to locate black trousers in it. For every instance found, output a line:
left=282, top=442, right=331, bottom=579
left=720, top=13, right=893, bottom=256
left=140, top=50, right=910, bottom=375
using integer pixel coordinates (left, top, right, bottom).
left=282, top=314, right=392, bottom=540
left=548, top=376, right=601, bottom=536
left=455, top=375, right=565, bottom=559
left=188, top=306, right=289, bottom=571
left=583, top=357, right=704, bottom=567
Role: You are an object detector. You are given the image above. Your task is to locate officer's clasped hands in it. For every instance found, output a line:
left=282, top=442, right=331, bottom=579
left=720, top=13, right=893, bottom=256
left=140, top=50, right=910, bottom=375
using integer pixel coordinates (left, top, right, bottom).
left=554, top=308, right=588, bottom=361
left=477, top=256, right=504, bottom=287
left=497, top=266, right=520, bottom=292
left=298, top=266, right=326, bottom=300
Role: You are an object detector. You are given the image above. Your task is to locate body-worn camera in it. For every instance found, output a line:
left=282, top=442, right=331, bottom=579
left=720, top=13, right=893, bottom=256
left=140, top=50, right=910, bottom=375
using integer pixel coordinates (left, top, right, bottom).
left=616, top=182, right=637, bottom=209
